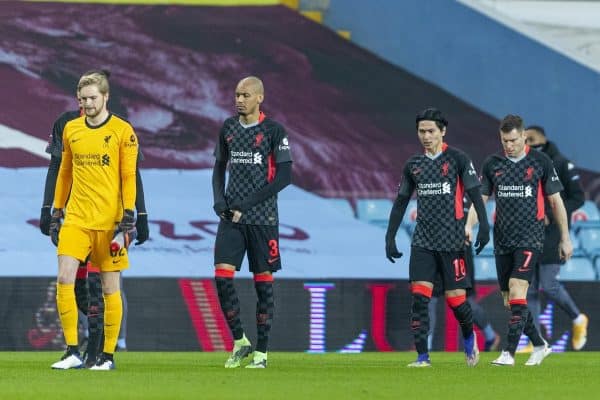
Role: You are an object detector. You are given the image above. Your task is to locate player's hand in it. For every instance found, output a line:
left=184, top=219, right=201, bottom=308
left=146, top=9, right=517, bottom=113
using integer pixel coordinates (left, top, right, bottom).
left=135, top=213, right=149, bottom=245
left=385, top=237, right=403, bottom=263
left=213, top=201, right=228, bottom=216
left=559, top=238, right=573, bottom=261
left=49, top=208, right=64, bottom=246
left=231, top=210, right=242, bottom=223
left=464, top=226, right=473, bottom=246
left=474, top=224, right=490, bottom=255
left=40, top=206, right=52, bottom=236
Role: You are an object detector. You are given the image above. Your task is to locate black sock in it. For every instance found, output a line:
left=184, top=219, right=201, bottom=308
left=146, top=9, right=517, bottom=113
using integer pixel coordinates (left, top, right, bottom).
left=254, top=280, right=274, bottom=353
left=523, top=309, right=545, bottom=346
left=451, top=301, right=474, bottom=339
left=215, top=276, right=244, bottom=340
left=86, top=271, right=104, bottom=361
left=411, top=294, right=430, bottom=355
left=506, top=304, right=527, bottom=355
left=74, top=277, right=89, bottom=315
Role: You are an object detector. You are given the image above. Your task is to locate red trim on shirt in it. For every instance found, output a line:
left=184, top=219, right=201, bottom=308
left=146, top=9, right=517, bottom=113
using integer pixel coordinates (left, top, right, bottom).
left=267, top=153, right=276, bottom=183
left=455, top=177, right=464, bottom=219
left=537, top=180, right=545, bottom=220
left=258, top=111, right=266, bottom=123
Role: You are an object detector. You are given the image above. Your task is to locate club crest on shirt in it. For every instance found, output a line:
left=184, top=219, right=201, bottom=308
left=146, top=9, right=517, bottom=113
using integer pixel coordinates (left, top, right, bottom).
left=525, top=166, right=534, bottom=181
left=103, top=135, right=112, bottom=148
left=441, top=161, right=449, bottom=177
left=253, top=132, right=264, bottom=147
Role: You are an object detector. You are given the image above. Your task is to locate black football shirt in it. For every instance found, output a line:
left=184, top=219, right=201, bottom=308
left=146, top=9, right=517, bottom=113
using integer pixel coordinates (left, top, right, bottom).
left=398, top=144, right=480, bottom=251
left=214, top=112, right=292, bottom=226
left=481, top=147, right=563, bottom=254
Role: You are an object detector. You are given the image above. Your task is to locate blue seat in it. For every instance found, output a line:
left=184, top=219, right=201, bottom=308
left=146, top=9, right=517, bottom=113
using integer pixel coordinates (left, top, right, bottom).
left=572, top=201, right=600, bottom=230
left=570, top=230, right=586, bottom=257
left=355, top=198, right=393, bottom=226
left=559, top=257, right=597, bottom=281
left=473, top=256, right=497, bottom=281
left=577, top=227, right=600, bottom=256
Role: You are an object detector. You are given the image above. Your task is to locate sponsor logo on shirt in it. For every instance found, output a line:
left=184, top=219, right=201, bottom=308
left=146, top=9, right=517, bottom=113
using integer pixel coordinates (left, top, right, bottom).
left=278, top=137, right=290, bottom=151
left=417, top=182, right=451, bottom=196
left=497, top=184, right=532, bottom=198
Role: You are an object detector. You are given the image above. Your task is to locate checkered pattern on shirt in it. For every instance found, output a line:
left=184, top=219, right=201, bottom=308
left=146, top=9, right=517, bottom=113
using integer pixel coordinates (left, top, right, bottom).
left=398, top=145, right=480, bottom=251
left=481, top=149, right=563, bottom=254
left=214, top=116, right=292, bottom=226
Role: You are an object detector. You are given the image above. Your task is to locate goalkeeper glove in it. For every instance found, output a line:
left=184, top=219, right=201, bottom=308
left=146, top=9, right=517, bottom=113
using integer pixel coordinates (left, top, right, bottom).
left=40, top=206, right=52, bottom=236
left=49, top=208, right=64, bottom=246
left=111, top=209, right=137, bottom=251
left=135, top=213, right=149, bottom=245
left=385, top=236, right=403, bottom=263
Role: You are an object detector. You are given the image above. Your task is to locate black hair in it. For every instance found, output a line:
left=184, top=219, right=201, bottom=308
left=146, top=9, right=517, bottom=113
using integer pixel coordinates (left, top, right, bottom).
left=499, top=114, right=524, bottom=133
left=416, top=107, right=448, bottom=130
left=525, top=125, right=546, bottom=136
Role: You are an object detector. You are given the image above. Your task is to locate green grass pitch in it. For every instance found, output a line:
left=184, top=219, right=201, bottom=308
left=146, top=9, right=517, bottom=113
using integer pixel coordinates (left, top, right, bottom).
left=1, top=352, right=598, bottom=399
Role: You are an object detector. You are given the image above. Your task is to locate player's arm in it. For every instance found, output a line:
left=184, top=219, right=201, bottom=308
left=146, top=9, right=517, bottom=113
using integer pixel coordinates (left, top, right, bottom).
left=384, top=164, right=414, bottom=263
left=460, top=155, right=490, bottom=255
left=40, top=116, right=67, bottom=235
left=134, top=163, right=149, bottom=245
left=547, top=192, right=573, bottom=260
left=53, top=135, right=73, bottom=210
left=212, top=125, right=230, bottom=218
left=229, top=162, right=292, bottom=212
left=559, top=158, right=585, bottom=215
left=465, top=158, right=492, bottom=244
left=119, top=126, right=138, bottom=236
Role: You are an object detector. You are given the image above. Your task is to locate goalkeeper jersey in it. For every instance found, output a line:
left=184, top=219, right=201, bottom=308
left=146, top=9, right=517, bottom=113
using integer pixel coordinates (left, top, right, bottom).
left=56, top=114, right=138, bottom=230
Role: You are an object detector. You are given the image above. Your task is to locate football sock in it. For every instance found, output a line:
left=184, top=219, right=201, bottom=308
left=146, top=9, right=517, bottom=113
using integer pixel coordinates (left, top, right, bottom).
left=56, top=283, right=78, bottom=346
left=448, top=294, right=473, bottom=339
left=506, top=300, right=527, bottom=355
left=215, top=269, right=244, bottom=340
left=410, top=292, right=431, bottom=355
left=102, top=291, right=122, bottom=354
left=254, top=274, right=274, bottom=353
left=87, top=271, right=104, bottom=360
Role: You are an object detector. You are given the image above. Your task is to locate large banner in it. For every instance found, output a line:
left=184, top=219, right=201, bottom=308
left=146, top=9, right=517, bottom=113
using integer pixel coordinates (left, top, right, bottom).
left=2, top=277, right=599, bottom=352
left=0, top=168, right=411, bottom=278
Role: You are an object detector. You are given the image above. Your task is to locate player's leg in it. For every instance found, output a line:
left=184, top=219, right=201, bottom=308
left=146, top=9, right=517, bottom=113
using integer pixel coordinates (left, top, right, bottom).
left=84, top=263, right=103, bottom=367
left=89, top=229, right=130, bottom=370
left=51, top=225, right=92, bottom=369
left=214, top=220, right=250, bottom=368
left=117, top=274, right=128, bottom=351
left=442, top=251, right=478, bottom=366
left=245, top=225, right=281, bottom=369
left=491, top=253, right=515, bottom=365
left=538, top=263, right=588, bottom=350
left=406, top=247, right=436, bottom=367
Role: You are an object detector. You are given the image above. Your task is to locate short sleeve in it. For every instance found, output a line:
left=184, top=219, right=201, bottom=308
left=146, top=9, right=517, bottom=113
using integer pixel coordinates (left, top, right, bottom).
left=542, top=156, right=564, bottom=196
left=397, top=162, right=415, bottom=197
left=213, top=123, right=229, bottom=162
left=272, top=125, right=292, bottom=164
left=457, top=152, right=480, bottom=190
left=480, top=158, right=494, bottom=196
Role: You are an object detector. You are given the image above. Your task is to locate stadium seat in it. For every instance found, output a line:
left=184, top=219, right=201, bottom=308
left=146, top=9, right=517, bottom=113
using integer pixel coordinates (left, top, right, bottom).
left=577, top=227, right=600, bottom=257
left=571, top=200, right=600, bottom=230
left=473, top=256, right=497, bottom=280
left=326, top=198, right=355, bottom=218
left=355, top=198, right=392, bottom=227
left=570, top=230, right=586, bottom=257
left=558, top=257, right=597, bottom=281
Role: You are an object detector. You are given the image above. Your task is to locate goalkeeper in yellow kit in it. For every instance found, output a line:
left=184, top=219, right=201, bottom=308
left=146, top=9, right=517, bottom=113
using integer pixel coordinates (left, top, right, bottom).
left=49, top=71, right=138, bottom=370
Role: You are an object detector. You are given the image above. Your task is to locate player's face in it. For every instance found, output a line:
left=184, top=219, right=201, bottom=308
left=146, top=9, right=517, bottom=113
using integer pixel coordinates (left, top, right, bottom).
left=500, top=129, right=527, bottom=158
left=79, top=84, right=108, bottom=119
left=525, top=129, right=546, bottom=150
left=417, top=120, right=445, bottom=153
left=235, top=81, right=263, bottom=116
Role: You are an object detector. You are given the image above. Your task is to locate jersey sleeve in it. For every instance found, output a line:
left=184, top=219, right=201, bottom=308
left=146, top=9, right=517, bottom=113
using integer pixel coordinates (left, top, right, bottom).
left=542, top=156, right=564, bottom=196
left=480, top=158, right=494, bottom=197
left=45, top=116, right=66, bottom=158
left=457, top=152, right=480, bottom=190
left=272, top=125, right=292, bottom=164
left=213, top=123, right=229, bottom=162
left=53, top=126, right=73, bottom=209
left=120, top=124, right=139, bottom=210
left=397, top=162, right=415, bottom=198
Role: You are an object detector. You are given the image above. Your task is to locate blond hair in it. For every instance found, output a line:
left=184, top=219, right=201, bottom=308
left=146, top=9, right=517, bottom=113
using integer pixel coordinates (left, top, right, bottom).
left=77, top=71, right=109, bottom=95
